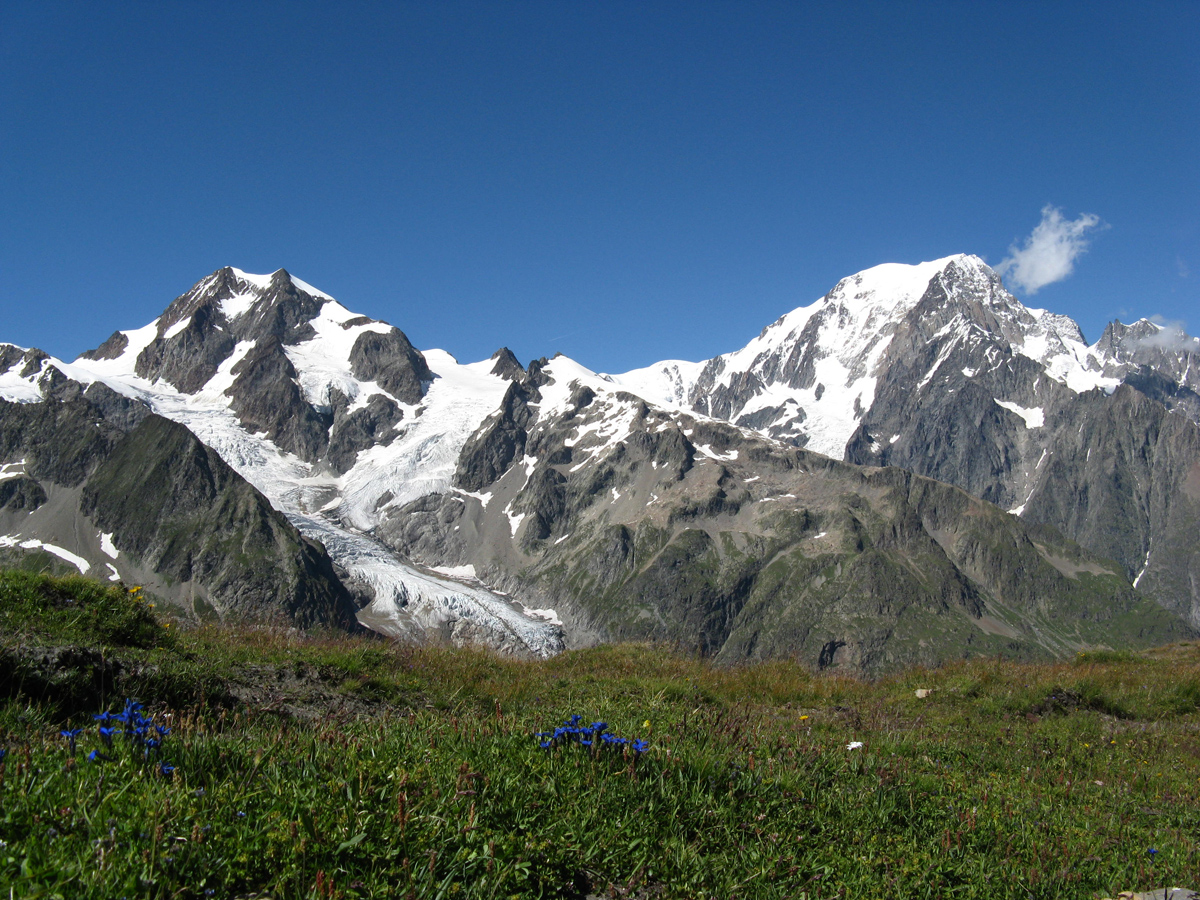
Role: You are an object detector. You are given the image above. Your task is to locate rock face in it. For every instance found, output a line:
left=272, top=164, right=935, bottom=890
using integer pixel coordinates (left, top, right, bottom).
left=81, top=415, right=359, bottom=627
left=0, top=395, right=358, bottom=628
left=379, top=359, right=1190, bottom=674
left=84, top=266, right=434, bottom=471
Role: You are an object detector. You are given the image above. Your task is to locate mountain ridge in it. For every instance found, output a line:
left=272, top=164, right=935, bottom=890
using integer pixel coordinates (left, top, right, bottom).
left=2, top=257, right=1197, bottom=668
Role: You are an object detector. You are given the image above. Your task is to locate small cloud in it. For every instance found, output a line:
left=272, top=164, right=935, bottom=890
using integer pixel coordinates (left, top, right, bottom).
left=997, top=205, right=1105, bottom=294
left=1177, top=256, right=1190, bottom=279
left=1137, top=316, right=1200, bottom=352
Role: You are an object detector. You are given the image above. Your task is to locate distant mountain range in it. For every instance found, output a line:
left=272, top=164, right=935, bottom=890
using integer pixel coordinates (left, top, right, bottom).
left=2, top=257, right=1197, bottom=672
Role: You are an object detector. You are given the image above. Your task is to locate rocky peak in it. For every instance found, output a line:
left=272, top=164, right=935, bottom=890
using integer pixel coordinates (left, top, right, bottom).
left=489, top=347, right=524, bottom=381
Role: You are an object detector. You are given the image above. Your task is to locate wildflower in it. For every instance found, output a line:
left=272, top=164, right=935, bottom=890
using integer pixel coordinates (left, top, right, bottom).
left=87, top=749, right=114, bottom=763
left=99, top=726, right=117, bottom=748
left=799, top=715, right=809, bottom=721
left=631, top=739, right=649, bottom=754
left=643, top=720, right=652, bottom=729
left=237, top=811, right=246, bottom=818
left=1148, top=848, right=1158, bottom=856
left=60, top=728, right=83, bottom=755
left=0, top=748, right=6, bottom=763
left=159, top=763, right=175, bottom=778
left=847, top=741, right=864, bottom=751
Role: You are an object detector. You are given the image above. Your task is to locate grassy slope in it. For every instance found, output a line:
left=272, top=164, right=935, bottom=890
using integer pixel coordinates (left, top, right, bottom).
left=2, top=570, right=1199, bottom=899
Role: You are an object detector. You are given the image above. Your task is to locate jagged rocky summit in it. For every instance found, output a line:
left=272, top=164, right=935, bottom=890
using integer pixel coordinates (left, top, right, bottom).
left=1, top=258, right=1197, bottom=671
left=614, top=254, right=1200, bottom=631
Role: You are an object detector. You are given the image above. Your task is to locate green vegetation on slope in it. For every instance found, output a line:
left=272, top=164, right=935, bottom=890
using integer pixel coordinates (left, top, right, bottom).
left=2, top=571, right=1200, bottom=898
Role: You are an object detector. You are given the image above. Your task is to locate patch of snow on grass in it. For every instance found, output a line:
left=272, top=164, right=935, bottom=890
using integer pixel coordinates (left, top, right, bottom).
left=0, top=537, right=90, bottom=574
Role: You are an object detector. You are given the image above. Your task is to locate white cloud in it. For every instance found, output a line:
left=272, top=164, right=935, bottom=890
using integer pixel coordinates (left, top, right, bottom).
left=1136, top=316, right=1200, bottom=353
left=997, top=205, right=1104, bottom=294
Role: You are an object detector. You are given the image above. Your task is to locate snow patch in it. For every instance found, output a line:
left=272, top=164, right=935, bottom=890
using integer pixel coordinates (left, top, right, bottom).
left=695, top=444, right=738, bottom=462
left=995, top=400, right=1045, bottom=429
left=0, top=536, right=90, bottom=574
left=430, top=564, right=477, bottom=580
left=455, top=489, right=493, bottom=509
left=163, top=317, right=192, bottom=340
left=99, top=532, right=119, bottom=559
left=0, top=460, right=28, bottom=481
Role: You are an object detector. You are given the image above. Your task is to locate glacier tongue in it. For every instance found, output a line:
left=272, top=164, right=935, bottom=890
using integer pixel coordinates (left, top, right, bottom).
left=289, top=511, right=563, bottom=658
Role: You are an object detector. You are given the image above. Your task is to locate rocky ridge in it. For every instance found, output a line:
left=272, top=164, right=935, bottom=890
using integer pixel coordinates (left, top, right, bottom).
left=612, top=255, right=1200, bottom=629
left=379, top=356, right=1189, bottom=672
left=2, top=260, right=1197, bottom=668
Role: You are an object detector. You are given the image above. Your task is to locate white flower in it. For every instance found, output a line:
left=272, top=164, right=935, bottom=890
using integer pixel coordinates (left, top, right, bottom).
left=847, top=741, right=864, bottom=751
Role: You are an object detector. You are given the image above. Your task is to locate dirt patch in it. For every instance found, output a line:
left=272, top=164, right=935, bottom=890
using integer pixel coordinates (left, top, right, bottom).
left=1033, top=542, right=1117, bottom=579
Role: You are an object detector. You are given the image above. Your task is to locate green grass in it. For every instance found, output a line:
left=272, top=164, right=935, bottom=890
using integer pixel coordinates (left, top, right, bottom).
left=2, top=571, right=1200, bottom=898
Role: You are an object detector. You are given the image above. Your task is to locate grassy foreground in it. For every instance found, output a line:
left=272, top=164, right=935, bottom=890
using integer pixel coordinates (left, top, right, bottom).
left=2, top=571, right=1200, bottom=899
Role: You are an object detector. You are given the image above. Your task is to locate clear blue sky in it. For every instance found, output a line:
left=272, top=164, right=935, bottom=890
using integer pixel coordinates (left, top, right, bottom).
left=2, top=1, right=1196, bottom=373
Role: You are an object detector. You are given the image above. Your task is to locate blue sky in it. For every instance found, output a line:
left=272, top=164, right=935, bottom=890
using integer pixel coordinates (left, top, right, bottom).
left=2, top=1, right=1196, bottom=373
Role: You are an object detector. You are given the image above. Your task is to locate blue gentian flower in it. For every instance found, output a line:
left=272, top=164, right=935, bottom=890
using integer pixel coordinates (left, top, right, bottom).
left=60, top=728, right=83, bottom=755
left=159, top=763, right=175, bottom=778
left=99, top=726, right=117, bottom=747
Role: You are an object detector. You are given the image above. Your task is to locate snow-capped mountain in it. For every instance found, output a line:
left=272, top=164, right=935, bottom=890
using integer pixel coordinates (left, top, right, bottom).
left=609, top=254, right=1200, bottom=627
left=2, top=257, right=1198, bottom=667
left=1, top=268, right=563, bottom=657
left=612, top=255, right=1127, bottom=453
